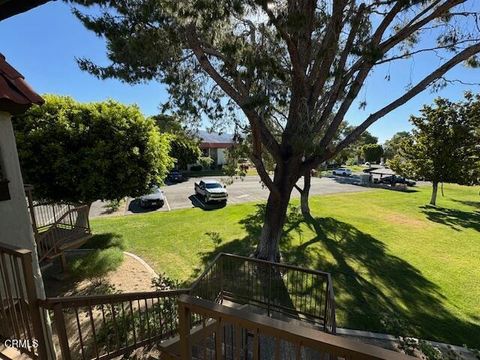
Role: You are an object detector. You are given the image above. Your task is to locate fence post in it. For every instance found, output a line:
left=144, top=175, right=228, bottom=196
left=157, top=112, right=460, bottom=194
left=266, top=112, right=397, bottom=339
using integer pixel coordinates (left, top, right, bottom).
left=178, top=300, right=192, bottom=360
left=53, top=303, right=71, bottom=360
left=20, top=251, right=48, bottom=360
left=267, top=264, right=272, bottom=317
left=219, top=257, right=224, bottom=303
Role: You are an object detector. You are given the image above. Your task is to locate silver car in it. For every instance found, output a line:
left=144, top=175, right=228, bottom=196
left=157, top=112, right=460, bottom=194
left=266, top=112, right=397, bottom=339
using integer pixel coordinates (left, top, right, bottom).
left=140, top=186, right=165, bottom=208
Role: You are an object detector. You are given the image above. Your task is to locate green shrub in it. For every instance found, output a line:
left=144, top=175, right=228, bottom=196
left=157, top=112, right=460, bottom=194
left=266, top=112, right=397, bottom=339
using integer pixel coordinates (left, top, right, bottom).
left=82, top=233, right=127, bottom=250
left=190, top=165, right=202, bottom=171
left=105, top=199, right=121, bottom=213
left=69, top=248, right=124, bottom=280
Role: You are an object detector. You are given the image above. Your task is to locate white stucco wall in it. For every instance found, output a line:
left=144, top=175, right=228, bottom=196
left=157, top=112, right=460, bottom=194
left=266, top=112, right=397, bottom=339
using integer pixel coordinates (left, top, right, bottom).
left=0, top=111, right=46, bottom=299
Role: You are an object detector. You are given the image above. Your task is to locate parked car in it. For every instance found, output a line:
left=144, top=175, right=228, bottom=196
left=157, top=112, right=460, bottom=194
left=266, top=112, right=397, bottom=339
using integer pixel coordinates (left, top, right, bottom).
left=194, top=179, right=228, bottom=203
left=378, top=175, right=416, bottom=186
left=140, top=186, right=165, bottom=208
left=167, top=170, right=184, bottom=183
left=332, top=168, right=352, bottom=176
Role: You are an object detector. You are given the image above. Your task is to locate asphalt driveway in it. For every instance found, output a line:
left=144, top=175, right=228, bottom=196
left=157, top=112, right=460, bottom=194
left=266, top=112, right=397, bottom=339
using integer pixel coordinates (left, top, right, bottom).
left=123, top=174, right=371, bottom=214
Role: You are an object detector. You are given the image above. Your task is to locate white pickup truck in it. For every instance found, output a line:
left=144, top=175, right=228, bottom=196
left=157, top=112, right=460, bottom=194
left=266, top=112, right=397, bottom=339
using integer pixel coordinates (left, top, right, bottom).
left=194, top=179, right=228, bottom=203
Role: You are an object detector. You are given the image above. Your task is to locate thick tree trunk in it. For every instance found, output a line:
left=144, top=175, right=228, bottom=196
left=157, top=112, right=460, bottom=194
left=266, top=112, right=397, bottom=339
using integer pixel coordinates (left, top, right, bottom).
left=255, top=191, right=291, bottom=261
left=430, top=181, right=438, bottom=206
left=300, top=170, right=311, bottom=218
left=255, top=163, right=299, bottom=261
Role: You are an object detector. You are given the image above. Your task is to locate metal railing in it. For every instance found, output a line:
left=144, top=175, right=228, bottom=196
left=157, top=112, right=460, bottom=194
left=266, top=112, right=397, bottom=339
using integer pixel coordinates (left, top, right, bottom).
left=40, top=289, right=190, bottom=360
left=0, top=242, right=47, bottom=359
left=177, top=295, right=414, bottom=360
left=190, top=253, right=336, bottom=333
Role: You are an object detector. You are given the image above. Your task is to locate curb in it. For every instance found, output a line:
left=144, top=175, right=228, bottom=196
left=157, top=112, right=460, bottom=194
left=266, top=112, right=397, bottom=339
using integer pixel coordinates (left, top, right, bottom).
left=124, top=251, right=158, bottom=278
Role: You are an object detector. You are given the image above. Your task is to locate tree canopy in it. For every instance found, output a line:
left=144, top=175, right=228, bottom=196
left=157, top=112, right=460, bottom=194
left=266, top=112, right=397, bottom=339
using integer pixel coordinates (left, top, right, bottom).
left=69, top=0, right=480, bottom=259
left=153, top=114, right=201, bottom=169
left=389, top=94, right=480, bottom=205
left=383, top=131, right=411, bottom=159
left=14, top=95, right=173, bottom=204
left=361, top=143, right=383, bottom=163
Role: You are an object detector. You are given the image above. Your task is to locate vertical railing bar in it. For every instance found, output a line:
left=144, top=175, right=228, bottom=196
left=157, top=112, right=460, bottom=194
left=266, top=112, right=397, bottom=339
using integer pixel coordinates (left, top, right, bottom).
left=274, top=337, right=280, bottom=360
left=128, top=300, right=137, bottom=345
left=267, top=264, right=272, bottom=317
left=178, top=302, right=192, bottom=360
left=110, top=302, right=121, bottom=351
left=215, top=317, right=223, bottom=360
left=295, top=342, right=301, bottom=360
left=0, top=255, right=13, bottom=337
left=87, top=302, right=100, bottom=360
left=252, top=328, right=259, bottom=360
left=100, top=303, right=110, bottom=356
left=120, top=301, right=129, bottom=347
left=156, top=297, right=164, bottom=340
left=74, top=307, right=87, bottom=360
left=234, top=324, right=242, bottom=360
left=144, top=297, right=151, bottom=340
left=0, top=253, right=21, bottom=339
left=10, top=258, right=29, bottom=341
left=53, top=303, right=71, bottom=360
left=20, top=252, right=48, bottom=359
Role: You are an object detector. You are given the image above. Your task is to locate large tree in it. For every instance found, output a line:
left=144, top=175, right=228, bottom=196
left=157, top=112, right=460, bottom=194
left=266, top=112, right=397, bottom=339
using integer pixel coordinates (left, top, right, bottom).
left=153, top=114, right=201, bottom=169
left=14, top=95, right=173, bottom=204
left=70, top=0, right=480, bottom=260
left=389, top=95, right=480, bottom=206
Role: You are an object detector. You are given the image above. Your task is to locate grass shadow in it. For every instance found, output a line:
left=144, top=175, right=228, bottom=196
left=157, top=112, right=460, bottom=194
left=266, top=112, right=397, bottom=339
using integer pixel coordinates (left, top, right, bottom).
left=420, top=205, right=480, bottom=232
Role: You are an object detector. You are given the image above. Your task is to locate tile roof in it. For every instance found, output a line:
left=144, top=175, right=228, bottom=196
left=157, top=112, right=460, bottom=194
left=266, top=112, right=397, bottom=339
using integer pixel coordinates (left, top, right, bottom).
left=197, top=130, right=234, bottom=148
left=0, top=53, right=43, bottom=114
left=0, top=0, right=51, bottom=22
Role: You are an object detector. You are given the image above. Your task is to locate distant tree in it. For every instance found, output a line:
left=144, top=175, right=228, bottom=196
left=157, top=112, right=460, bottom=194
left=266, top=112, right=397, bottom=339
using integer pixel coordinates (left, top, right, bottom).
left=383, top=131, right=411, bottom=159
left=362, top=143, right=384, bottom=163
left=14, top=95, right=173, bottom=205
left=71, top=0, right=480, bottom=260
left=389, top=95, right=480, bottom=206
left=335, top=125, right=378, bottom=164
left=153, top=114, right=201, bottom=169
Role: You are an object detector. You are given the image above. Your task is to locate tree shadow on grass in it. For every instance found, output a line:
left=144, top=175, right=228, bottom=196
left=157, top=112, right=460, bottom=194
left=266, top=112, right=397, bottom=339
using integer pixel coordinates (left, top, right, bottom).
left=190, top=205, right=480, bottom=346
left=452, top=199, right=480, bottom=211
left=286, top=215, right=480, bottom=346
left=420, top=205, right=480, bottom=232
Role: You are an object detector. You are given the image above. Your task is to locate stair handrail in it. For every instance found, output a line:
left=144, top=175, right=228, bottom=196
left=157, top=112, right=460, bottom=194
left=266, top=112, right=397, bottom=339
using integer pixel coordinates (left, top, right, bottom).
left=35, top=205, right=91, bottom=262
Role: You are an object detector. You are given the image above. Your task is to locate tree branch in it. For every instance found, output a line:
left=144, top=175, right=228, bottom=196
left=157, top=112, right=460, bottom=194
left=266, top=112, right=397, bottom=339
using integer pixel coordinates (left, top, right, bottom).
left=334, top=43, right=480, bottom=156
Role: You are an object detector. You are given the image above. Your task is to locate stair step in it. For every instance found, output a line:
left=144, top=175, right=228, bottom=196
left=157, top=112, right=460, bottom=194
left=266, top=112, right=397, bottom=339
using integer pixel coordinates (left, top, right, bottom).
left=0, top=345, right=33, bottom=360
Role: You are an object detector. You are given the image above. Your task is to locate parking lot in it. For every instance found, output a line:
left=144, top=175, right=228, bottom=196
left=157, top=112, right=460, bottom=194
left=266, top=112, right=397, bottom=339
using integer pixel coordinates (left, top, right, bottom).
left=122, top=174, right=371, bottom=214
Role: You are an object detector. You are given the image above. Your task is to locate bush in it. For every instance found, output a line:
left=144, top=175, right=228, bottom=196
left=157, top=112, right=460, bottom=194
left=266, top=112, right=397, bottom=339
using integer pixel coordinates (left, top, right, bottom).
left=104, top=199, right=121, bottom=213
left=190, top=165, right=202, bottom=171
left=82, top=233, right=127, bottom=250
left=69, top=248, right=124, bottom=280
left=198, top=156, right=213, bottom=169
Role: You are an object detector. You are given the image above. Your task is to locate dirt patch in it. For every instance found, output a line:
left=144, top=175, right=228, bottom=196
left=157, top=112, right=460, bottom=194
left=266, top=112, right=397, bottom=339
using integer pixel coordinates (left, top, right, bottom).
left=381, top=212, right=425, bottom=229
left=43, top=251, right=157, bottom=297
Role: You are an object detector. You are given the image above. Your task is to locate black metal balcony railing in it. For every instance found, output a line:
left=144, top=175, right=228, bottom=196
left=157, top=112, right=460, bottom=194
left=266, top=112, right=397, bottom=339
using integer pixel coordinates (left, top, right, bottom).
left=190, top=253, right=336, bottom=333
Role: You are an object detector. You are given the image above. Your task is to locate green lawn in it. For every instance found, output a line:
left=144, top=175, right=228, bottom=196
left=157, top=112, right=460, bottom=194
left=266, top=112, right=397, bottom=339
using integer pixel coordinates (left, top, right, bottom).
left=90, top=184, right=480, bottom=346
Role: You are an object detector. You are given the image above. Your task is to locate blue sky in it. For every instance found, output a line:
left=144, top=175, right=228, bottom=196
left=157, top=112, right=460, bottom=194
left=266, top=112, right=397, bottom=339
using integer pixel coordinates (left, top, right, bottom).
left=1, top=1, right=479, bottom=143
